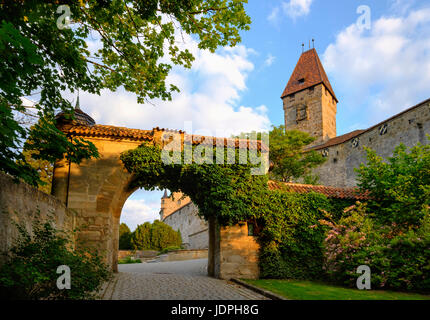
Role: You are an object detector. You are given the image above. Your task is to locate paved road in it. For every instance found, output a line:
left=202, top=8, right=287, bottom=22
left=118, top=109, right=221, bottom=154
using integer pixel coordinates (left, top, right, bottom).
left=101, top=259, right=268, bottom=300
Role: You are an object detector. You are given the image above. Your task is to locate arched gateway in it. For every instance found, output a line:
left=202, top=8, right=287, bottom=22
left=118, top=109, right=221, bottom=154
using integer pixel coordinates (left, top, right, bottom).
left=51, top=107, right=265, bottom=277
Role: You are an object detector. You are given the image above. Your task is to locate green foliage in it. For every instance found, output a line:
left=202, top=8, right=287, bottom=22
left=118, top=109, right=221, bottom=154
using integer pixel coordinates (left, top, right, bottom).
left=355, top=140, right=430, bottom=226
left=118, top=256, right=141, bottom=264
left=321, top=142, right=430, bottom=292
left=121, top=143, right=268, bottom=225
left=269, top=126, right=326, bottom=183
left=321, top=204, right=430, bottom=292
left=0, top=212, right=112, bottom=300
left=121, top=143, right=348, bottom=280
left=22, top=149, right=53, bottom=194
left=159, top=246, right=183, bottom=255
left=257, top=188, right=345, bottom=280
left=118, top=223, right=132, bottom=250
left=131, top=220, right=182, bottom=251
left=0, top=0, right=251, bottom=187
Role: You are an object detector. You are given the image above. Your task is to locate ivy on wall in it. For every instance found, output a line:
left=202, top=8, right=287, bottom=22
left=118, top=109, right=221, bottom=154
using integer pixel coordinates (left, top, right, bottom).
left=120, top=143, right=351, bottom=279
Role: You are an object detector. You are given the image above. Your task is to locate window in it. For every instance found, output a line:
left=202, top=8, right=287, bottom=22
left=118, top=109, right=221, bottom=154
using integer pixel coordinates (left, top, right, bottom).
left=309, top=86, right=314, bottom=93
left=247, top=222, right=254, bottom=236
left=298, top=78, right=305, bottom=84
left=296, top=105, right=308, bottom=122
left=247, top=221, right=261, bottom=236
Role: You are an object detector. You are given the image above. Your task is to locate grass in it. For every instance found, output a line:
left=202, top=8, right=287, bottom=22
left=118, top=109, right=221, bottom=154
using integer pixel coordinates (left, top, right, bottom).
left=243, top=279, right=430, bottom=300
left=118, top=256, right=142, bottom=264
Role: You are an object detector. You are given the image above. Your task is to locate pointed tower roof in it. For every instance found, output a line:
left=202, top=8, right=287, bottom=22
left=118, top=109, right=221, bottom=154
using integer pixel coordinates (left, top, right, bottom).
left=281, top=48, right=338, bottom=102
left=162, top=190, right=168, bottom=199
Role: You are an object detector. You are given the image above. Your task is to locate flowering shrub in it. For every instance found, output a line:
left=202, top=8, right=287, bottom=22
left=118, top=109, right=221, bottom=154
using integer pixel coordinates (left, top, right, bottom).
left=321, top=203, right=430, bottom=292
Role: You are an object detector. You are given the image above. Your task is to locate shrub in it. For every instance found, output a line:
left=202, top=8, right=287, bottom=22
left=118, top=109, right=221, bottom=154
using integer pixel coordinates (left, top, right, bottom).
left=131, top=220, right=182, bottom=251
left=321, top=203, right=430, bottom=292
left=119, top=223, right=132, bottom=250
left=0, top=213, right=112, bottom=300
left=159, top=246, right=182, bottom=255
left=258, top=189, right=348, bottom=280
left=118, top=256, right=141, bottom=264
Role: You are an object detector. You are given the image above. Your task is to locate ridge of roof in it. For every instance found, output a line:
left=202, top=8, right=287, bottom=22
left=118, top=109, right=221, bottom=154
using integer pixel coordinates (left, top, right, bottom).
left=268, top=180, right=370, bottom=200
left=281, top=49, right=338, bottom=102
left=65, top=124, right=269, bottom=151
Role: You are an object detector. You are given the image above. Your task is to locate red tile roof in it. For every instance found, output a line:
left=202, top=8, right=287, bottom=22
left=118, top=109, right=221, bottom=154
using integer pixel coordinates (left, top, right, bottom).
left=66, top=125, right=268, bottom=151
left=311, top=130, right=365, bottom=150
left=268, top=180, right=370, bottom=200
left=68, top=125, right=154, bottom=141
left=281, top=48, right=338, bottom=102
left=311, top=97, right=430, bottom=150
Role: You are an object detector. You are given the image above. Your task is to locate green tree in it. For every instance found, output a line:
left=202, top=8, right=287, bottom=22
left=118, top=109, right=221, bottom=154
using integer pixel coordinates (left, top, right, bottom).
left=118, top=223, right=132, bottom=250
left=0, top=0, right=251, bottom=187
left=355, top=139, right=430, bottom=226
left=131, top=220, right=181, bottom=251
left=131, top=222, right=152, bottom=250
left=269, top=125, right=326, bottom=183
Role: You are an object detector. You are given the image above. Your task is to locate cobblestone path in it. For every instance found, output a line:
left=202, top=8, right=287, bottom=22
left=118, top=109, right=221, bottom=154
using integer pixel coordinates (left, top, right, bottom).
left=101, top=259, right=268, bottom=300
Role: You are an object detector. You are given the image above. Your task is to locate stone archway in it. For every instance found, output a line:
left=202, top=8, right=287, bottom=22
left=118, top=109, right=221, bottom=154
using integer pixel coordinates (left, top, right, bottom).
left=51, top=110, right=265, bottom=278
left=51, top=118, right=177, bottom=271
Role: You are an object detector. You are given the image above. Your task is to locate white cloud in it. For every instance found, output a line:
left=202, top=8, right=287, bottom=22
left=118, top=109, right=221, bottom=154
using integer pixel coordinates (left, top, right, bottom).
left=75, top=35, right=270, bottom=136
left=121, top=198, right=160, bottom=231
left=282, top=0, right=313, bottom=19
left=323, top=8, right=430, bottom=124
left=268, top=0, right=313, bottom=24
left=264, top=54, right=276, bottom=67
left=268, top=6, right=280, bottom=23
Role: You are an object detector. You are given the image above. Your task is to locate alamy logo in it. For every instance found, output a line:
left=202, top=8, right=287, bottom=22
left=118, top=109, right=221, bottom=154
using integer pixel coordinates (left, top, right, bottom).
left=56, top=5, right=72, bottom=30
left=356, top=265, right=371, bottom=290
left=356, top=5, right=371, bottom=30
left=56, top=265, right=71, bottom=290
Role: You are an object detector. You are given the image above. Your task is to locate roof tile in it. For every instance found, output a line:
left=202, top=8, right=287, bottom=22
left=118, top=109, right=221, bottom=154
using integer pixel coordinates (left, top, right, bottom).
left=281, top=48, right=338, bottom=102
left=268, top=180, right=370, bottom=200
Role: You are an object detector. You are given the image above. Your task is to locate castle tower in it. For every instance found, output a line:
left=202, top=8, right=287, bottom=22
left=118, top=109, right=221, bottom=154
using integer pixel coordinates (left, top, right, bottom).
left=159, top=191, right=191, bottom=220
left=281, top=48, right=338, bottom=146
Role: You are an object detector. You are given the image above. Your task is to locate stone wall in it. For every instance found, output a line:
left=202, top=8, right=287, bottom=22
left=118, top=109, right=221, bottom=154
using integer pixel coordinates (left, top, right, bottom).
left=0, top=172, right=75, bottom=265
left=212, top=222, right=259, bottom=280
left=283, top=84, right=337, bottom=146
left=163, top=202, right=208, bottom=249
left=312, top=99, right=430, bottom=187
left=160, top=192, right=191, bottom=220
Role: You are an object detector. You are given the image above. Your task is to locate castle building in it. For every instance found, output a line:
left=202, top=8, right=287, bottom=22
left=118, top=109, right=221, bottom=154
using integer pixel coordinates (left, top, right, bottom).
left=161, top=48, right=430, bottom=242
left=160, top=191, right=208, bottom=250
left=282, top=48, right=430, bottom=187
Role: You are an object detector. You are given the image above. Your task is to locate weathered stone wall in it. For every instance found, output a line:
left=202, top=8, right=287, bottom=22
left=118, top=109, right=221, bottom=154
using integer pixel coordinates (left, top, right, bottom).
left=163, top=202, right=208, bottom=249
left=0, top=172, right=75, bottom=265
left=52, top=136, right=144, bottom=271
left=283, top=84, right=337, bottom=146
left=312, top=99, right=430, bottom=187
left=217, top=223, right=259, bottom=280
left=160, top=192, right=191, bottom=220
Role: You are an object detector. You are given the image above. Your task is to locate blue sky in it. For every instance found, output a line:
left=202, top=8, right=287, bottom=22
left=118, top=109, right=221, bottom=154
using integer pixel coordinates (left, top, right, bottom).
left=85, top=0, right=430, bottom=230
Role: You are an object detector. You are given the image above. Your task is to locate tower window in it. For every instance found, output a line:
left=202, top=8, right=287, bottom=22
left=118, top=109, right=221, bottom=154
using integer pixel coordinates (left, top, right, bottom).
left=296, top=105, right=308, bottom=122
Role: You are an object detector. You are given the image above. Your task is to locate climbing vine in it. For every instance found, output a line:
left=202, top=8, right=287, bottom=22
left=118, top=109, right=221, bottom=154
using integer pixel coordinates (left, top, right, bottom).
left=121, top=143, right=351, bottom=279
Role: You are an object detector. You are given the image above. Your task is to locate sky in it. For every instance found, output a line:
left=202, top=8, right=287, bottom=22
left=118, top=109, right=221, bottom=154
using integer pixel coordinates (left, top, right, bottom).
left=63, top=0, right=430, bottom=231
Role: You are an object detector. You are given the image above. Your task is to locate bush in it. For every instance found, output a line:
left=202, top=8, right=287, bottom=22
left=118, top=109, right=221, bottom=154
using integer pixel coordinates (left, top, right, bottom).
left=119, top=223, right=132, bottom=250
left=159, top=246, right=182, bottom=255
left=321, top=203, right=430, bottom=292
left=0, top=213, right=112, bottom=300
left=118, top=256, right=141, bottom=264
left=258, top=189, right=349, bottom=280
left=131, top=220, right=182, bottom=251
